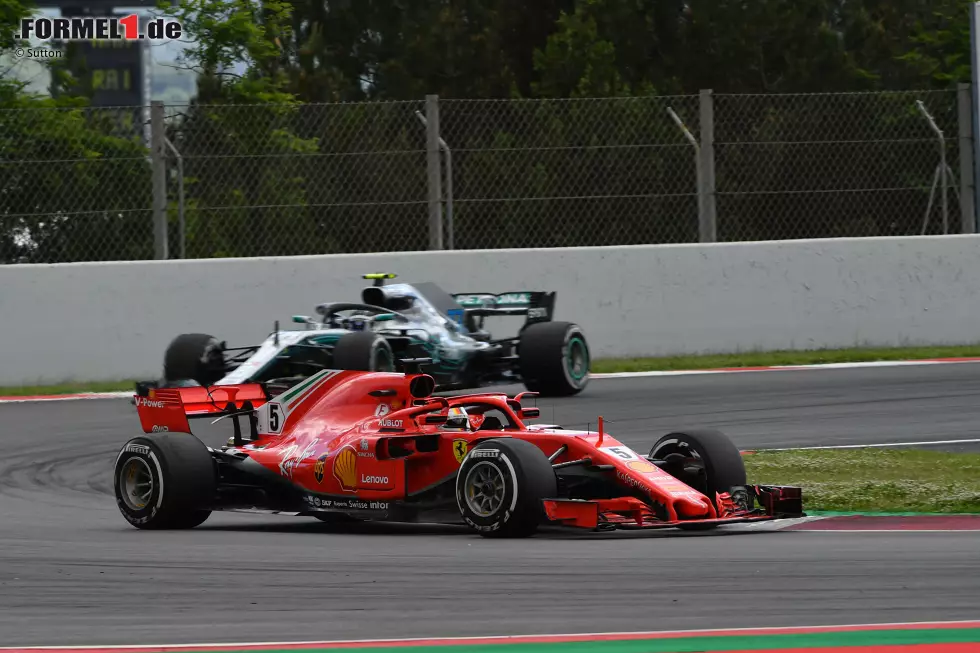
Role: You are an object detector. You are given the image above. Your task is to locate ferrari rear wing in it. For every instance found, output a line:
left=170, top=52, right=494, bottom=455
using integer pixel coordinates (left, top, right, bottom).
left=451, top=291, right=555, bottom=324
left=133, top=383, right=268, bottom=439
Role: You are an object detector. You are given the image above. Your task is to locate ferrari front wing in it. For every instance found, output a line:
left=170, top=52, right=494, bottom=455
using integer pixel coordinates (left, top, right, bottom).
left=542, top=484, right=804, bottom=531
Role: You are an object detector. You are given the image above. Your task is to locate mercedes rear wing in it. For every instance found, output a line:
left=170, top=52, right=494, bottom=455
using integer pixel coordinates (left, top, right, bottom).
left=451, top=291, right=556, bottom=325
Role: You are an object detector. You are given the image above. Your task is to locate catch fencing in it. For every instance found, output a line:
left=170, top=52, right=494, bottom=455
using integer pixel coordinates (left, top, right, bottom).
left=0, top=87, right=971, bottom=263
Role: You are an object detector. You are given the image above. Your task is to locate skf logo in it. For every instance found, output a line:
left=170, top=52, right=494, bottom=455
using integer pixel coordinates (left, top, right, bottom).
left=453, top=439, right=468, bottom=464
left=313, top=454, right=327, bottom=484
left=332, top=446, right=357, bottom=492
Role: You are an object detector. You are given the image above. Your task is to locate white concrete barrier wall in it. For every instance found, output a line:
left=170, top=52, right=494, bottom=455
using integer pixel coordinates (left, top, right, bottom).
left=2, top=234, right=980, bottom=386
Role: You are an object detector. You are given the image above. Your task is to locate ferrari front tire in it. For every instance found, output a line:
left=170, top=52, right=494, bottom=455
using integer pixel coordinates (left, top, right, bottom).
left=456, top=439, right=557, bottom=538
left=113, top=434, right=216, bottom=530
left=649, top=429, right=747, bottom=531
left=649, top=429, right=747, bottom=497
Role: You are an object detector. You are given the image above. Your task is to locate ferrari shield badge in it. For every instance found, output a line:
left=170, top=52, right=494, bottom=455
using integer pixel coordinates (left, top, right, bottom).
left=452, top=439, right=469, bottom=464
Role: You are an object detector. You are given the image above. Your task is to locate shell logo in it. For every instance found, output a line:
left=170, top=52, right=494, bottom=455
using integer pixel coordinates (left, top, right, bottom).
left=627, top=460, right=657, bottom=474
left=332, top=446, right=357, bottom=492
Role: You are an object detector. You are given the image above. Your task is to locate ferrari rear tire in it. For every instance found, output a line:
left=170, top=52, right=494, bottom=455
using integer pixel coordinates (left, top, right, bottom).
left=456, top=439, right=557, bottom=538
left=163, top=333, right=225, bottom=386
left=649, top=429, right=747, bottom=530
left=517, top=322, right=590, bottom=396
left=332, top=332, right=395, bottom=372
left=113, top=433, right=217, bottom=530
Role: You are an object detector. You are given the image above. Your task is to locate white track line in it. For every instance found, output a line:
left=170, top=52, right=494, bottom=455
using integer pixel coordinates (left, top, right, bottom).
left=753, top=438, right=980, bottom=451
left=4, top=619, right=979, bottom=650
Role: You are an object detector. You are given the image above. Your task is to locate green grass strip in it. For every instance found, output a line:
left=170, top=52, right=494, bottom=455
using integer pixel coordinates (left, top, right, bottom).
left=744, top=449, right=980, bottom=514
left=0, top=380, right=138, bottom=396
left=163, top=627, right=980, bottom=653
left=805, top=510, right=980, bottom=517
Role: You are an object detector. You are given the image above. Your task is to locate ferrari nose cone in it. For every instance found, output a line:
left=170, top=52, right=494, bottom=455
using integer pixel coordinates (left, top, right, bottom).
left=675, top=495, right=712, bottom=519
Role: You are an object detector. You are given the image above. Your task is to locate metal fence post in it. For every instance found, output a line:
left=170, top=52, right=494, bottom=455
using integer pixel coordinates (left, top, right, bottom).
left=917, top=100, right=950, bottom=234
left=958, top=83, right=976, bottom=233
left=415, top=109, right=454, bottom=249
left=150, top=101, right=168, bottom=259
left=698, top=89, right=717, bottom=242
left=164, top=137, right=186, bottom=258
left=443, top=144, right=454, bottom=250
left=971, top=2, right=980, bottom=234
left=425, top=95, right=444, bottom=250
left=666, top=107, right=704, bottom=241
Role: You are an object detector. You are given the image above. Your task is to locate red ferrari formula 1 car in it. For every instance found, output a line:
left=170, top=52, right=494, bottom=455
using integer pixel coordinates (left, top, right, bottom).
left=115, top=365, right=803, bottom=537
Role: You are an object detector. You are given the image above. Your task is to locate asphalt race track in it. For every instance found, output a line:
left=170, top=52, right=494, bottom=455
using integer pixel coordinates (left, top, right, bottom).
left=2, top=364, right=980, bottom=646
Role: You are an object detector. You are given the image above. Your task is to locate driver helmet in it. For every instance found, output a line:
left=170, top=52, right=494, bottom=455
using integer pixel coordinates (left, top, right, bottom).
left=444, top=406, right=471, bottom=430
left=348, top=313, right=368, bottom=331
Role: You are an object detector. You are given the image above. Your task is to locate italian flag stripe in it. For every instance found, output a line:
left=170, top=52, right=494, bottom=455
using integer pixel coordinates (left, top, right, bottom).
left=281, top=370, right=336, bottom=407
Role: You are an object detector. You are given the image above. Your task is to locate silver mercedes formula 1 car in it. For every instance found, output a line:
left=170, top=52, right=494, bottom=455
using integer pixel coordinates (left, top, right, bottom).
left=143, top=273, right=591, bottom=398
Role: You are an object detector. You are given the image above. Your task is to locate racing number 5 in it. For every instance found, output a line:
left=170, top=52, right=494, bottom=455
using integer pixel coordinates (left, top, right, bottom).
left=269, top=403, right=281, bottom=432
left=607, top=446, right=633, bottom=460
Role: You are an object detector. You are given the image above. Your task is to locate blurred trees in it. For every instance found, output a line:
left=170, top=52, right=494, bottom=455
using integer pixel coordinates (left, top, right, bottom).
left=2, top=0, right=977, bottom=261
left=1, top=0, right=154, bottom=262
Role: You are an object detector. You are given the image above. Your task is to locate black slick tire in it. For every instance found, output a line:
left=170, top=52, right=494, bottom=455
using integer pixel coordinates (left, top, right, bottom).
left=163, top=333, right=225, bottom=386
left=332, top=332, right=395, bottom=371
left=113, top=433, right=217, bottom=530
left=456, top=438, right=557, bottom=538
left=649, top=429, right=747, bottom=530
left=517, top=321, right=590, bottom=396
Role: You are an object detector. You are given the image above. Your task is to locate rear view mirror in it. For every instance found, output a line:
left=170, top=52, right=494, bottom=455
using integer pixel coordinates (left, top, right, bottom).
left=520, top=407, right=540, bottom=419
left=373, top=313, right=396, bottom=322
left=409, top=374, right=436, bottom=398
left=423, top=414, right=448, bottom=425
left=292, top=315, right=311, bottom=324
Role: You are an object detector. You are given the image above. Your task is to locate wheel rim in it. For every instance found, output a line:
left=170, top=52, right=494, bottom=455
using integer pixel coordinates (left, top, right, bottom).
left=463, top=461, right=506, bottom=517
left=565, top=336, right=589, bottom=381
left=200, top=340, right=226, bottom=385
left=119, top=457, right=154, bottom=511
left=653, top=440, right=708, bottom=492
